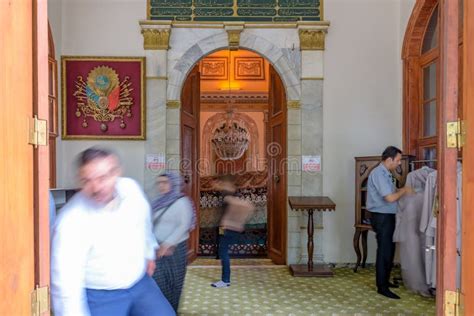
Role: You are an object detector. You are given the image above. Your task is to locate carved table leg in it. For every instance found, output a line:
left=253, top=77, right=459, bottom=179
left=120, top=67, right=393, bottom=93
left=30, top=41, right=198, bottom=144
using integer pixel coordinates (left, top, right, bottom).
left=289, top=209, right=333, bottom=277
left=362, top=229, right=368, bottom=268
left=307, top=209, right=314, bottom=271
left=353, top=228, right=362, bottom=272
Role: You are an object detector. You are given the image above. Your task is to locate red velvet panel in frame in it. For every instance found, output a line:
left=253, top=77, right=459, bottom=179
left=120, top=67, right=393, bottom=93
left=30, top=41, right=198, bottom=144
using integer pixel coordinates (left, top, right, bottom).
left=61, top=56, right=146, bottom=140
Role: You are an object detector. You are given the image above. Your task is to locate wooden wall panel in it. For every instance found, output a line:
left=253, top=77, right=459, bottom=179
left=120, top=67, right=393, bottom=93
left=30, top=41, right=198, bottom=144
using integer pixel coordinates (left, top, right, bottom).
left=0, top=0, right=35, bottom=314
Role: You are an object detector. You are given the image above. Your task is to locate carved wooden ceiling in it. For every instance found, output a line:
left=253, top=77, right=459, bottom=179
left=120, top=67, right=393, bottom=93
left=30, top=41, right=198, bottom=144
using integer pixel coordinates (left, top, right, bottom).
left=199, top=49, right=270, bottom=111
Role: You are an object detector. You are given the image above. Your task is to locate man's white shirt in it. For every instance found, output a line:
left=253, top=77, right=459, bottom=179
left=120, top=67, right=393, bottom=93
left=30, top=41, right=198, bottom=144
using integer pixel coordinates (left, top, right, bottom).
left=51, top=177, right=158, bottom=316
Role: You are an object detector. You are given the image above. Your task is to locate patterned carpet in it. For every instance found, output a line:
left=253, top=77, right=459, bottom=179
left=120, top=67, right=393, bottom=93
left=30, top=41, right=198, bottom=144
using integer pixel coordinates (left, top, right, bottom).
left=179, top=266, right=435, bottom=316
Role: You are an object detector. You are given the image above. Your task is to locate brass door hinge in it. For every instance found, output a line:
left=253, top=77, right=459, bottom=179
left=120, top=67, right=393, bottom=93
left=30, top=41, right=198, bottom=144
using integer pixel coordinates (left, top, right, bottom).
left=445, top=289, right=464, bottom=316
left=447, top=119, right=466, bottom=149
left=28, top=115, right=48, bottom=148
left=31, top=285, right=49, bottom=316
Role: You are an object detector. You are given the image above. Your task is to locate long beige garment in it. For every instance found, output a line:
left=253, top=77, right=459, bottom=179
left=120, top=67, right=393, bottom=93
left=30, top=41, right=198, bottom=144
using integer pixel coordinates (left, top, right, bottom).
left=394, top=167, right=435, bottom=296
left=420, top=171, right=438, bottom=288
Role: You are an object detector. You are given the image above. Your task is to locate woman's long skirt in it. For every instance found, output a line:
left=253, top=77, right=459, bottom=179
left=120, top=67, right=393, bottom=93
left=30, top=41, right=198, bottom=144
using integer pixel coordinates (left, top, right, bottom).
left=152, top=240, right=188, bottom=312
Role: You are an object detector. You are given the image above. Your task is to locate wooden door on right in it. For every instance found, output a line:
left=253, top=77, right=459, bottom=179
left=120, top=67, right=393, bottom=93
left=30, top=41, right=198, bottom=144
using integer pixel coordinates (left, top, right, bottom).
left=266, top=66, right=287, bottom=265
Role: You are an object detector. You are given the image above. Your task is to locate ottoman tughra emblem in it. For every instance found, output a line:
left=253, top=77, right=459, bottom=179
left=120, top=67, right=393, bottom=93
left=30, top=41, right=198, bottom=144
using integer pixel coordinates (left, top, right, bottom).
left=73, top=66, right=133, bottom=132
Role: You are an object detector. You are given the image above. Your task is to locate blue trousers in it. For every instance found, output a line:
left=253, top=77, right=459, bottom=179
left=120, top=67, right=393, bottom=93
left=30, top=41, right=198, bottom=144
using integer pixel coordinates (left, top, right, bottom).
left=86, top=274, right=175, bottom=316
left=218, top=230, right=241, bottom=283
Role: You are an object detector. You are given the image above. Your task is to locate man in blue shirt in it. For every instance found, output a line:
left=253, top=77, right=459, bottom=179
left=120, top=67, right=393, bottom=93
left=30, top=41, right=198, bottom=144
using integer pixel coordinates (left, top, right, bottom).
left=367, top=146, right=413, bottom=299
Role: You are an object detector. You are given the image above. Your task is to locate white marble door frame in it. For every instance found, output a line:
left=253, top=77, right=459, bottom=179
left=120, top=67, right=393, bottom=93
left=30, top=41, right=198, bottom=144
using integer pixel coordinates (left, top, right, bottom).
left=141, top=23, right=328, bottom=264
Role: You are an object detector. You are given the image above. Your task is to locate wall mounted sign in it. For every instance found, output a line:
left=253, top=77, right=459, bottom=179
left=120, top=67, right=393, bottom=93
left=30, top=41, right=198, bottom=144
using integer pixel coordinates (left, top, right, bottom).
left=302, top=155, right=321, bottom=172
left=146, top=154, right=166, bottom=172
left=61, top=56, right=145, bottom=140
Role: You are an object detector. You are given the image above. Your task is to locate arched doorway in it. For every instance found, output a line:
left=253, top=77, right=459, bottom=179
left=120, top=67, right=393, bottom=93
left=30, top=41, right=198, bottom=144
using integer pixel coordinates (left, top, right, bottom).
left=402, top=0, right=463, bottom=162
left=402, top=0, right=440, bottom=162
left=180, top=49, right=288, bottom=264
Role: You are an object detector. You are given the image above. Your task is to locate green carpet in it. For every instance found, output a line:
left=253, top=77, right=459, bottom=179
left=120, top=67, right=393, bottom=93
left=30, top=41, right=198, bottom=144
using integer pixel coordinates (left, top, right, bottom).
left=190, top=258, right=275, bottom=267
left=179, top=266, right=435, bottom=316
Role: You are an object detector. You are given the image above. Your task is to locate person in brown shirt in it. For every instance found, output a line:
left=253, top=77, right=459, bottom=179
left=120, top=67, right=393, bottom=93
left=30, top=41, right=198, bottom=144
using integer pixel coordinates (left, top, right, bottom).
left=211, top=175, right=254, bottom=288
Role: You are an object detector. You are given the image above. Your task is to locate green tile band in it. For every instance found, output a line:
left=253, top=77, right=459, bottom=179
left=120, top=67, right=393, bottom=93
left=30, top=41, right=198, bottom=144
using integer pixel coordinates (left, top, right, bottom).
left=237, top=0, right=277, bottom=8
left=278, top=8, right=320, bottom=16
left=279, top=0, right=320, bottom=7
left=148, top=0, right=322, bottom=21
left=150, top=7, right=193, bottom=15
left=237, top=8, right=277, bottom=16
left=195, top=0, right=234, bottom=7
left=194, top=8, right=234, bottom=16
left=150, top=0, right=192, bottom=7
left=193, top=16, right=273, bottom=21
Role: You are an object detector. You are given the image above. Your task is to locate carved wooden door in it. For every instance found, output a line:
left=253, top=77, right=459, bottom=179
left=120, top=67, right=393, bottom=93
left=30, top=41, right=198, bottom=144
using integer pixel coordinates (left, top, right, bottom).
left=181, top=66, right=200, bottom=262
left=1, top=0, right=50, bottom=313
left=267, top=66, right=287, bottom=265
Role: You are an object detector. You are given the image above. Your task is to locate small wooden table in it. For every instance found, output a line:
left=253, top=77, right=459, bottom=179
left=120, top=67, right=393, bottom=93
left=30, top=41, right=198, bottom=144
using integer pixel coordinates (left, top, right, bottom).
left=288, top=196, right=336, bottom=277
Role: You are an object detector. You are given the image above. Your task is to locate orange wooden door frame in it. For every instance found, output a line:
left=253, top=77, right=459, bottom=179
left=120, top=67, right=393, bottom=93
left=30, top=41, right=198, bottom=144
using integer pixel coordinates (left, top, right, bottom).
left=401, top=0, right=439, bottom=156
left=461, top=0, right=474, bottom=313
left=0, top=0, right=50, bottom=314
left=33, top=0, right=51, bottom=291
left=0, top=1, right=35, bottom=314
left=436, top=0, right=460, bottom=314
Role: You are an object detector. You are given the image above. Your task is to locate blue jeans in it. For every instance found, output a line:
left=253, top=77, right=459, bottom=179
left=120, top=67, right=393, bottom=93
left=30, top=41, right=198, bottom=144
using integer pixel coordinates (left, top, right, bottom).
left=86, top=274, right=175, bottom=316
left=218, top=230, right=241, bottom=283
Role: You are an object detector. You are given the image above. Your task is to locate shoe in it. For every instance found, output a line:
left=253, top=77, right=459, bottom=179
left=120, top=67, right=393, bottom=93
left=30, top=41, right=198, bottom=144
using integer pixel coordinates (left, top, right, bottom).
left=211, top=280, right=230, bottom=288
left=377, top=288, right=400, bottom=299
left=388, top=282, right=399, bottom=288
left=420, top=290, right=435, bottom=298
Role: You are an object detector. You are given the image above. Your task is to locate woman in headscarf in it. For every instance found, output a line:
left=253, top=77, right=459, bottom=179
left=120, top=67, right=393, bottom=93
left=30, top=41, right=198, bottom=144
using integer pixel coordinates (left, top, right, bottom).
left=151, top=171, right=195, bottom=313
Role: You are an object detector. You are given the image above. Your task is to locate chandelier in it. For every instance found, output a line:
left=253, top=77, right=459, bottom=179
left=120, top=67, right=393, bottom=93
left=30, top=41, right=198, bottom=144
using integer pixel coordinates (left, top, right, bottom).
left=210, top=49, right=251, bottom=160
left=211, top=109, right=250, bottom=160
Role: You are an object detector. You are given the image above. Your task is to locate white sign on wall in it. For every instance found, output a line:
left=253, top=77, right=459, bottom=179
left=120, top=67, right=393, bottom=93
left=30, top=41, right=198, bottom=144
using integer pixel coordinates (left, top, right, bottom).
left=146, top=154, right=166, bottom=172
left=302, top=155, right=321, bottom=172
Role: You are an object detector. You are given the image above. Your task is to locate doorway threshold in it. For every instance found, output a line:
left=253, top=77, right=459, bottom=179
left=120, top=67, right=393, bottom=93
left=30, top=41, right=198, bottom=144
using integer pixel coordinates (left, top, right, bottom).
left=190, top=258, right=283, bottom=268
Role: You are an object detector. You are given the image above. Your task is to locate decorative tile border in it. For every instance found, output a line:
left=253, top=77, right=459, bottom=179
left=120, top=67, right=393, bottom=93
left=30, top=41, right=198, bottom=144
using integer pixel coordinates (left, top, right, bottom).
left=148, top=0, right=323, bottom=22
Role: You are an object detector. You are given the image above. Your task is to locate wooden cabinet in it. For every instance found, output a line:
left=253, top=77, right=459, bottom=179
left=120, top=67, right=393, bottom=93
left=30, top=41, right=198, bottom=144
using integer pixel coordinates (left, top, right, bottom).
left=353, top=155, right=413, bottom=272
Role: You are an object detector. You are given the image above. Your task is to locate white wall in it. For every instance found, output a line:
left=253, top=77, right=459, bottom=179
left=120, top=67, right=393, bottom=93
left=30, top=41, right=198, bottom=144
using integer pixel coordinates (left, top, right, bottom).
left=48, top=0, right=62, bottom=60
left=401, top=0, right=417, bottom=46
left=49, top=0, right=148, bottom=189
left=322, top=0, right=416, bottom=263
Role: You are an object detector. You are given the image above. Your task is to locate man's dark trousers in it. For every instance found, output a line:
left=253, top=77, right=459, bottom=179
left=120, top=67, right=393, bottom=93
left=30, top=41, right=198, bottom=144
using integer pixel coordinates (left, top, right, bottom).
left=370, top=212, right=396, bottom=290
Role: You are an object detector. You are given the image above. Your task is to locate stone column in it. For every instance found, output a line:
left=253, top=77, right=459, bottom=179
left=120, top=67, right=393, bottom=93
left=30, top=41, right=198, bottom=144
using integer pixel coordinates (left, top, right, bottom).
left=287, top=101, right=303, bottom=264
left=165, top=100, right=181, bottom=173
left=298, top=26, right=327, bottom=264
left=140, top=21, right=172, bottom=197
